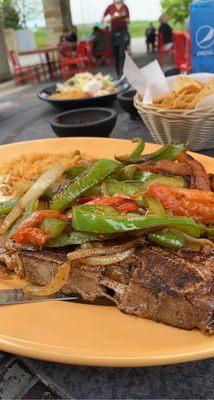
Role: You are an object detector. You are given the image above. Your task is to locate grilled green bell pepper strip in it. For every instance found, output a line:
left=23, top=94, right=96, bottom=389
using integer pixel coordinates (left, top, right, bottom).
left=116, top=165, right=138, bottom=181
left=72, top=205, right=201, bottom=237
left=105, top=176, right=185, bottom=197
left=24, top=199, right=39, bottom=216
left=67, top=167, right=102, bottom=195
left=50, top=159, right=119, bottom=211
left=145, top=198, right=166, bottom=216
left=149, top=144, right=188, bottom=163
left=84, top=184, right=102, bottom=196
left=46, top=231, right=101, bottom=248
left=134, top=171, right=157, bottom=182
left=134, top=171, right=186, bottom=188
left=40, top=218, right=67, bottom=239
left=117, top=144, right=188, bottom=164
left=148, top=230, right=185, bottom=249
left=143, top=175, right=185, bottom=189
left=115, top=138, right=145, bottom=163
left=65, top=166, right=86, bottom=179
left=104, top=180, right=146, bottom=196
left=0, top=199, right=17, bottom=216
left=9, top=199, right=39, bottom=236
left=129, top=138, right=145, bottom=159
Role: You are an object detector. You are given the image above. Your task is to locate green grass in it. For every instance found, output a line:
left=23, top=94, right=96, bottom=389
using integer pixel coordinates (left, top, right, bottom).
left=34, top=26, right=47, bottom=48
left=76, top=20, right=160, bottom=39
left=129, top=20, right=159, bottom=37
left=34, top=20, right=185, bottom=48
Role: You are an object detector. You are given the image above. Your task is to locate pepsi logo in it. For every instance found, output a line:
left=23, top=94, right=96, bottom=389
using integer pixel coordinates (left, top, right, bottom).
left=196, top=25, right=214, bottom=49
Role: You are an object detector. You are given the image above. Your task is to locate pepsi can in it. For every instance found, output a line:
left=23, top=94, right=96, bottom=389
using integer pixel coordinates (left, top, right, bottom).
left=190, top=0, right=214, bottom=72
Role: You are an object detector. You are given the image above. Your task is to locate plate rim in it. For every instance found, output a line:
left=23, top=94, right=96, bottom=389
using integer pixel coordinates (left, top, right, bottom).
left=0, top=334, right=213, bottom=367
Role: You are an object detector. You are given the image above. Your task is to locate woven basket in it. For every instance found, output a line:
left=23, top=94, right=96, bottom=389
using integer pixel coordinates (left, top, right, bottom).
left=134, top=92, right=214, bottom=151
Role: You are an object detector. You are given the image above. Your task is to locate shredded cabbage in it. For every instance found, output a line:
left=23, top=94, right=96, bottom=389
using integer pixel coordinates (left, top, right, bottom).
left=56, top=72, right=115, bottom=96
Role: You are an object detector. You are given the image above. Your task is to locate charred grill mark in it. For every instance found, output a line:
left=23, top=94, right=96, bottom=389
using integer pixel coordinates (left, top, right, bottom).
left=132, top=246, right=204, bottom=295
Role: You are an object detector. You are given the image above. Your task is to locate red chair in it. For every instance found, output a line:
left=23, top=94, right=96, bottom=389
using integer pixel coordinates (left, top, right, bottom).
left=85, top=40, right=94, bottom=71
left=8, top=51, right=40, bottom=85
left=60, top=42, right=87, bottom=81
left=47, top=49, right=62, bottom=80
left=58, top=40, right=73, bottom=58
left=173, top=32, right=192, bottom=73
left=60, top=57, right=85, bottom=81
left=76, top=40, right=93, bottom=71
left=76, top=40, right=86, bottom=57
left=157, top=32, right=174, bottom=67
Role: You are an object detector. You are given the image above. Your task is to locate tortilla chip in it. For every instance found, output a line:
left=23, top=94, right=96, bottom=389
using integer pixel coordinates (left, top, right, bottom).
left=174, top=76, right=204, bottom=94
left=151, top=76, right=213, bottom=110
left=186, top=84, right=214, bottom=109
left=206, top=77, right=214, bottom=88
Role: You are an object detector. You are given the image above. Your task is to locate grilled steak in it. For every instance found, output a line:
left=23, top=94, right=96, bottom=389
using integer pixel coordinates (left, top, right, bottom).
left=2, top=243, right=213, bottom=335
left=177, top=153, right=211, bottom=191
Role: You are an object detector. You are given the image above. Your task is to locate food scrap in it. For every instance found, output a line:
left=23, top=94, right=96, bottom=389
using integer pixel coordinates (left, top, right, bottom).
left=152, top=76, right=214, bottom=110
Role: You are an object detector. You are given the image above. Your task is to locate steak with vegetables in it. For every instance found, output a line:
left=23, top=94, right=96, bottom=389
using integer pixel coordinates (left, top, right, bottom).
left=0, top=139, right=213, bottom=335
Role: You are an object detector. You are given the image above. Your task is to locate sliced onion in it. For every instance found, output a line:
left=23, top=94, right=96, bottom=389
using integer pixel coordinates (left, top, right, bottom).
left=67, top=241, right=136, bottom=262
left=0, top=164, right=66, bottom=235
left=80, top=248, right=135, bottom=266
left=101, top=182, right=109, bottom=196
left=80, top=242, right=95, bottom=249
left=173, top=230, right=214, bottom=248
left=24, top=262, right=70, bottom=296
left=80, top=242, right=104, bottom=249
left=172, top=229, right=214, bottom=252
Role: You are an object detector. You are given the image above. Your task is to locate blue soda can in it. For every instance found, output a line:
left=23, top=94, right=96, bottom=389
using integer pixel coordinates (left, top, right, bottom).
left=190, top=0, right=214, bottom=72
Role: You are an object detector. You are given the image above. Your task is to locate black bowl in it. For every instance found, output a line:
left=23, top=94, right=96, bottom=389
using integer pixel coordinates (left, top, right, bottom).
left=38, top=80, right=129, bottom=110
left=117, top=89, right=140, bottom=120
left=51, top=107, right=117, bottom=137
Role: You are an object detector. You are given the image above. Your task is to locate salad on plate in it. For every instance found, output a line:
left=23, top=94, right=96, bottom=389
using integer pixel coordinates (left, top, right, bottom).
left=50, top=72, right=118, bottom=100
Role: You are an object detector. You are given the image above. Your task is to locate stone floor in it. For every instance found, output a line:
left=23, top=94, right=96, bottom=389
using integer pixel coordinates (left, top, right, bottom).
left=0, top=352, right=214, bottom=399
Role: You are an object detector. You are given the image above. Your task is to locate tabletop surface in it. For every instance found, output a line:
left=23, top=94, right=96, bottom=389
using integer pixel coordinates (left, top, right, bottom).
left=0, top=82, right=213, bottom=399
left=19, top=47, right=60, bottom=56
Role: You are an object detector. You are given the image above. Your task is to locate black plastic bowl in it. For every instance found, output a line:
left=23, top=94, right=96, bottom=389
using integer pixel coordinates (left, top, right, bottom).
left=117, top=89, right=140, bottom=120
left=51, top=107, right=117, bottom=137
left=38, top=81, right=129, bottom=110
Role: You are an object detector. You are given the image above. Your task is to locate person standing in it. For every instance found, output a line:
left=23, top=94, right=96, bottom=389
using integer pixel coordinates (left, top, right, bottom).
left=102, top=0, right=130, bottom=77
left=145, top=23, right=156, bottom=53
left=91, top=27, right=107, bottom=53
left=91, top=26, right=107, bottom=65
left=159, top=14, right=173, bottom=50
left=69, top=26, right=78, bottom=51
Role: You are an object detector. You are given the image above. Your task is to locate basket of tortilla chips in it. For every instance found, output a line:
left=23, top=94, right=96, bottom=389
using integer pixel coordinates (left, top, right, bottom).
left=134, top=74, right=214, bottom=151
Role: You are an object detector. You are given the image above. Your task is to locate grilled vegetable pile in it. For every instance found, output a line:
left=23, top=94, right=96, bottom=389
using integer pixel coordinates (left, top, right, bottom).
left=0, top=139, right=213, bottom=252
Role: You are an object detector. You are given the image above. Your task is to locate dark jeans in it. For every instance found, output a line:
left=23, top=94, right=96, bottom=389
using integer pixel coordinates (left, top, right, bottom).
left=111, top=29, right=126, bottom=78
left=146, top=39, right=155, bottom=53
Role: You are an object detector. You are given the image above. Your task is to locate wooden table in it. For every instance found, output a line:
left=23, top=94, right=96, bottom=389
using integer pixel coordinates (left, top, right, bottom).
left=19, top=47, right=60, bottom=79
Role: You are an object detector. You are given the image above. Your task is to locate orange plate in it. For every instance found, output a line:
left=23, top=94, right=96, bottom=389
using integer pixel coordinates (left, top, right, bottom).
left=0, top=137, right=213, bottom=367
